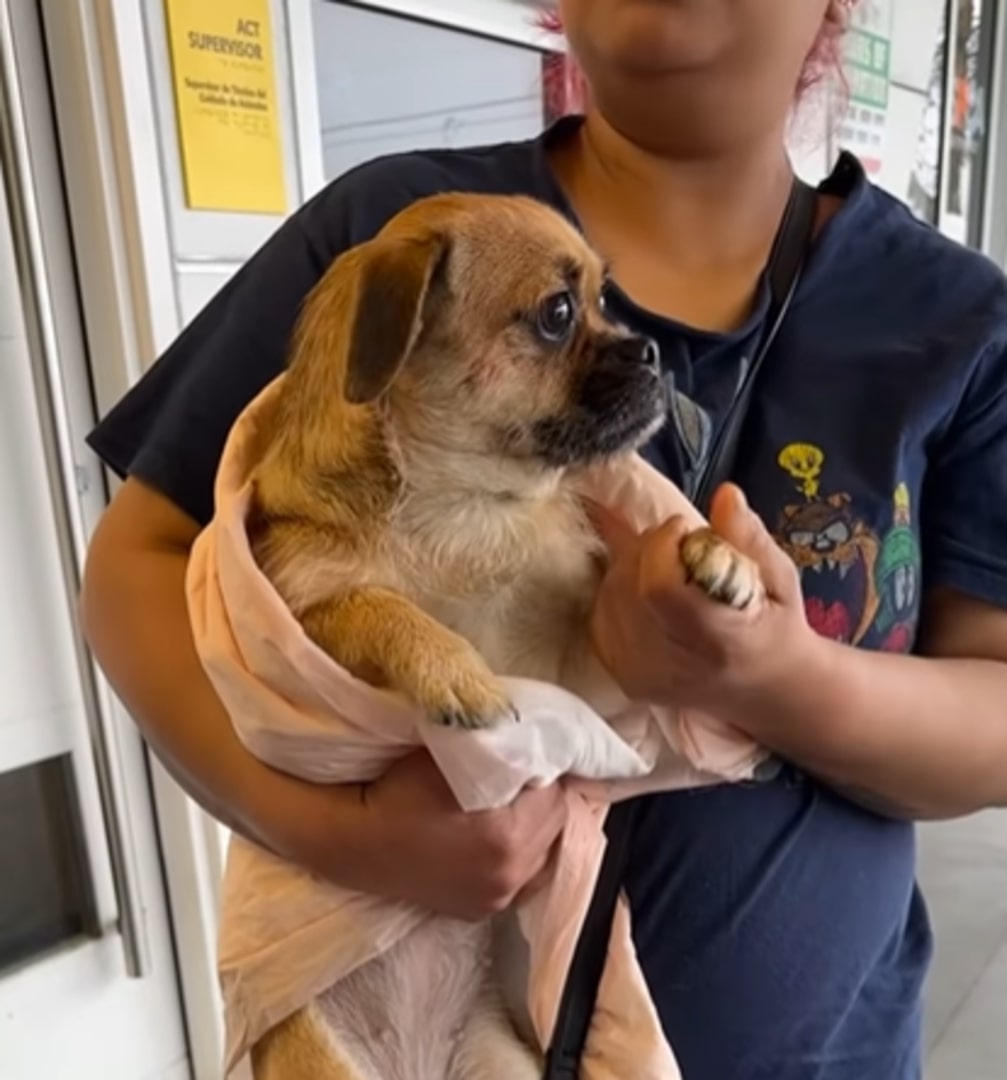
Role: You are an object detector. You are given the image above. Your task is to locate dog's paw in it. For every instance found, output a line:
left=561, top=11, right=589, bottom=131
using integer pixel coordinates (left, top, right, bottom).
left=428, top=665, right=516, bottom=731
left=679, top=527, right=764, bottom=611
left=409, top=645, right=516, bottom=731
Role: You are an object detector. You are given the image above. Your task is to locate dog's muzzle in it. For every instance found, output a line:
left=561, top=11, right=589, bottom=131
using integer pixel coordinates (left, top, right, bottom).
left=531, top=334, right=668, bottom=466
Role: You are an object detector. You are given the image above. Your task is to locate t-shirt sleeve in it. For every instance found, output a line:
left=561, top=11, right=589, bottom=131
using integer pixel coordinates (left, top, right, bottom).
left=922, top=343, right=1007, bottom=606
left=86, top=191, right=352, bottom=527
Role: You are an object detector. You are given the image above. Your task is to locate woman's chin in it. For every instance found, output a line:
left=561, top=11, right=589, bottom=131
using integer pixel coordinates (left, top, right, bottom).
left=574, top=3, right=728, bottom=77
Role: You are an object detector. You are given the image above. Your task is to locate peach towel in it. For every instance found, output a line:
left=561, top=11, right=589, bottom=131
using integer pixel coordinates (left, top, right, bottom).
left=185, top=376, right=767, bottom=1078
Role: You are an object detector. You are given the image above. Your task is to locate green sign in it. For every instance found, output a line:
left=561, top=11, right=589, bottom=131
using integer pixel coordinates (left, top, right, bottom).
left=845, top=28, right=890, bottom=110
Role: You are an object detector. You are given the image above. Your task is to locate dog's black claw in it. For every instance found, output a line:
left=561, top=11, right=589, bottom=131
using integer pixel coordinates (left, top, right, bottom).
left=436, top=710, right=484, bottom=730
left=434, top=707, right=517, bottom=730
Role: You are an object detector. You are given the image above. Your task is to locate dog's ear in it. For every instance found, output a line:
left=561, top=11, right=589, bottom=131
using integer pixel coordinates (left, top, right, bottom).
left=287, top=229, right=448, bottom=409
left=344, top=233, right=449, bottom=404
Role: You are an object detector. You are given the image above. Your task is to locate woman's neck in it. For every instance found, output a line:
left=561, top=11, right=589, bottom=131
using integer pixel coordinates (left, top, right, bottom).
left=549, top=110, right=799, bottom=329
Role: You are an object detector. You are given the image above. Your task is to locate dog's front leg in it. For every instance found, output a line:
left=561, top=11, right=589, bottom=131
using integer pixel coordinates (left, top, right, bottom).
left=302, top=587, right=514, bottom=729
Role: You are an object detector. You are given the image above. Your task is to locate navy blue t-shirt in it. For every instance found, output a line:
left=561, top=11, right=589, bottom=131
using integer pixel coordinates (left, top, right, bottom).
left=88, top=118, right=1007, bottom=1080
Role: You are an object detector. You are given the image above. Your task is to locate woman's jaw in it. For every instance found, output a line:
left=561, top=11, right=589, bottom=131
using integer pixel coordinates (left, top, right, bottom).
left=556, top=0, right=835, bottom=160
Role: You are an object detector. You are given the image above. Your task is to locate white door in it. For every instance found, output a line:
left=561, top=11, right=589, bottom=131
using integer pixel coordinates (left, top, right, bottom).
left=0, top=2, right=189, bottom=1077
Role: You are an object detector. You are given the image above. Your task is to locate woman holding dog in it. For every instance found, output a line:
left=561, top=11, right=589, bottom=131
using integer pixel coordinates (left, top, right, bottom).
left=82, top=1, right=1007, bottom=1077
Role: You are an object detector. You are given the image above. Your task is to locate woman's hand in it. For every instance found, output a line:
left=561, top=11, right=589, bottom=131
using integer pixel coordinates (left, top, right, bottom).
left=344, top=752, right=567, bottom=921
left=589, top=483, right=818, bottom=714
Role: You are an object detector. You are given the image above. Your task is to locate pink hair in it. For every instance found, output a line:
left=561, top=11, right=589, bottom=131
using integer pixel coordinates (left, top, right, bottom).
left=540, top=3, right=861, bottom=115
left=798, top=0, right=862, bottom=97
left=540, top=10, right=589, bottom=118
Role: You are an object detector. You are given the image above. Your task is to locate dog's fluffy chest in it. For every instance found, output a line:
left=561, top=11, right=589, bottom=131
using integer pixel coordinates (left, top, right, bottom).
left=391, top=489, right=600, bottom=681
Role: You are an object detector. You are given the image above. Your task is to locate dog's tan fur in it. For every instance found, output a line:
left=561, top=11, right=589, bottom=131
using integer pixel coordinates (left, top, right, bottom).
left=244, top=193, right=763, bottom=1079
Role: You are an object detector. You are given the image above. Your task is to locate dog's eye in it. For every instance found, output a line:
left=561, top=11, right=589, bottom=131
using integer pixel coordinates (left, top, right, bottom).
left=537, top=291, right=576, bottom=342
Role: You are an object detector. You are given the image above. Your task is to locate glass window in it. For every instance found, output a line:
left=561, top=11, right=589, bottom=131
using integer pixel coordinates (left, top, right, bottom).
left=0, top=756, right=94, bottom=972
left=311, top=2, right=548, bottom=182
left=940, top=0, right=997, bottom=246
left=831, top=0, right=998, bottom=247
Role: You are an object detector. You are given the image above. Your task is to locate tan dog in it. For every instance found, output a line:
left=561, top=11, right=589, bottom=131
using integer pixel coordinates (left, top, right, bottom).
left=245, top=194, right=763, bottom=1080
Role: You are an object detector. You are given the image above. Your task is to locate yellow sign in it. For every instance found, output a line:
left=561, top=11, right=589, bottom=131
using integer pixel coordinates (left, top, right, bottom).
left=164, top=0, right=287, bottom=215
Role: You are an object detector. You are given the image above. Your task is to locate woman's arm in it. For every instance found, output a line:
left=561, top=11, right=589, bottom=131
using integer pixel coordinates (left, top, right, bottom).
left=716, top=587, right=1007, bottom=820
left=81, top=477, right=566, bottom=918
left=82, top=478, right=335, bottom=841
left=589, top=486, right=1007, bottom=822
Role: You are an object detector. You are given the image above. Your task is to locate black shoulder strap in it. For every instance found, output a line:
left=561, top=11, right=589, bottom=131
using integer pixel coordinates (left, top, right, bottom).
left=541, top=799, right=639, bottom=1080
left=693, top=178, right=818, bottom=514
left=542, top=177, right=818, bottom=1080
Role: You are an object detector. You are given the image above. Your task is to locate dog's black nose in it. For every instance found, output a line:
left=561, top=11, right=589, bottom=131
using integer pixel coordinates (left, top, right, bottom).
left=610, top=335, right=660, bottom=369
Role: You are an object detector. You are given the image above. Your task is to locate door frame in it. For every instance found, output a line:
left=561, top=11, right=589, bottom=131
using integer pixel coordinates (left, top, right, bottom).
left=981, top=0, right=1006, bottom=264
left=0, top=0, right=187, bottom=1074
left=39, top=2, right=228, bottom=1073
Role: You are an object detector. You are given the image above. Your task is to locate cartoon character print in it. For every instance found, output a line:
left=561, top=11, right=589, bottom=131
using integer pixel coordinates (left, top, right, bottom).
left=874, top=483, right=922, bottom=654
left=774, top=443, right=881, bottom=646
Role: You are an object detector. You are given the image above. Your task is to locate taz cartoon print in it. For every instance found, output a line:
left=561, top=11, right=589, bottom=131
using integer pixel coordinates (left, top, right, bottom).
left=774, top=443, right=882, bottom=646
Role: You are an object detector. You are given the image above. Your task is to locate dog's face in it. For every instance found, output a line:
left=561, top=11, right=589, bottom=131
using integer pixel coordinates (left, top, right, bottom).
left=289, top=194, right=667, bottom=480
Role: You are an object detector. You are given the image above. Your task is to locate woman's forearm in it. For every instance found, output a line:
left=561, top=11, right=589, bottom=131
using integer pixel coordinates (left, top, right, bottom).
left=80, top=528, right=374, bottom=878
left=722, top=635, right=1007, bottom=820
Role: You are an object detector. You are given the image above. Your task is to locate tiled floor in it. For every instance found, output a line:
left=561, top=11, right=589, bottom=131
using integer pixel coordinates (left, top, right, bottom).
left=919, top=811, right=1007, bottom=1078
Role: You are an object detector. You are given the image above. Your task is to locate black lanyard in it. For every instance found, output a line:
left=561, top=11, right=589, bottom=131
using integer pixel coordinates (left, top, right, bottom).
left=541, top=176, right=819, bottom=1080
left=693, top=178, right=819, bottom=513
